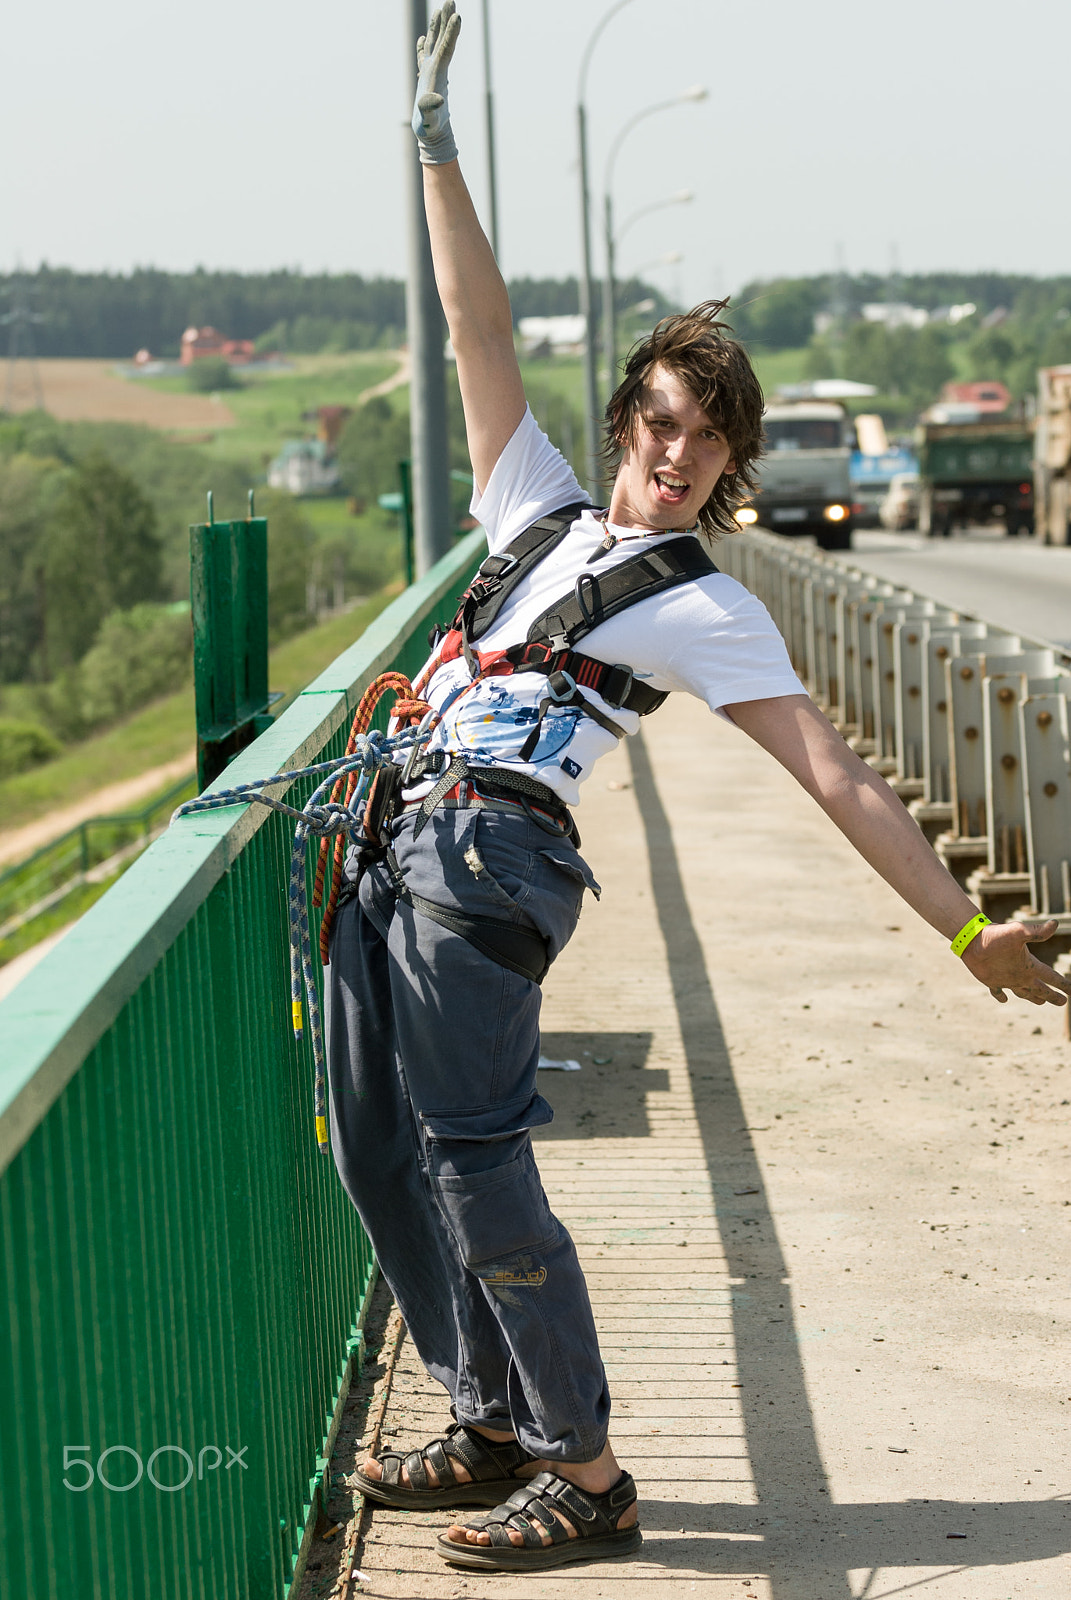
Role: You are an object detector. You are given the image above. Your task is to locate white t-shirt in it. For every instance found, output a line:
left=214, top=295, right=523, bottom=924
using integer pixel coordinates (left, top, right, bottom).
left=414, top=408, right=805, bottom=807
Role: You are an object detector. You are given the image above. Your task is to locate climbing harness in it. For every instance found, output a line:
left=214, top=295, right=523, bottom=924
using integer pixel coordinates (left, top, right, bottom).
left=437, top=501, right=719, bottom=759
left=169, top=502, right=720, bottom=1153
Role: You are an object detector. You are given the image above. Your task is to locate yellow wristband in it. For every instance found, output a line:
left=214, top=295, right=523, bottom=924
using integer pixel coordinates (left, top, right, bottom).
left=950, top=912, right=991, bottom=958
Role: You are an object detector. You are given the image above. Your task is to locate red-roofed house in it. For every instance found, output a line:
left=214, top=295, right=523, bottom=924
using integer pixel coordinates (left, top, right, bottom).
left=180, top=326, right=255, bottom=366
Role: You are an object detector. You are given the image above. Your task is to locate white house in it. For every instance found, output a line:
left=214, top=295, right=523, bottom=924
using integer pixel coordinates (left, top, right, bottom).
left=516, top=315, right=587, bottom=357
left=267, top=439, right=340, bottom=496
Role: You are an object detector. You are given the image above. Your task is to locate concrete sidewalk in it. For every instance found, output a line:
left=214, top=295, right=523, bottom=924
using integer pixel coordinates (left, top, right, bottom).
left=302, top=695, right=1071, bottom=1600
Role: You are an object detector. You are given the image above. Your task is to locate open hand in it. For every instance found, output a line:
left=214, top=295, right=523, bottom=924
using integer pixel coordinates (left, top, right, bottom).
left=413, top=1, right=461, bottom=163
left=961, top=919, right=1071, bottom=1006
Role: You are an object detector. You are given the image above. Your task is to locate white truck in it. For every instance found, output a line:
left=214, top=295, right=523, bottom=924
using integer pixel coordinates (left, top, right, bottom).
left=1034, top=364, right=1071, bottom=546
left=751, top=401, right=854, bottom=550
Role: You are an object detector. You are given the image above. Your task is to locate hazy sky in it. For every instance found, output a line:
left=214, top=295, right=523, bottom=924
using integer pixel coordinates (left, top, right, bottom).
left=3, top=0, right=1068, bottom=308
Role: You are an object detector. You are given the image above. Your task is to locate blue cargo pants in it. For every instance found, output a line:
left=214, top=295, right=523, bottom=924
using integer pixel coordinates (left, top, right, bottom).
left=324, top=803, right=610, bottom=1462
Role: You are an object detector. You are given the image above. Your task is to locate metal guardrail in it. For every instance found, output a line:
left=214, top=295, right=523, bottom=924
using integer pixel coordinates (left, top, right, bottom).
left=0, top=529, right=485, bottom=1600
left=719, top=530, right=1071, bottom=948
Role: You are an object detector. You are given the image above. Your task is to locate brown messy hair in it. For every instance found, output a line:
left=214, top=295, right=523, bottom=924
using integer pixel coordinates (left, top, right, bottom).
left=602, top=299, right=764, bottom=538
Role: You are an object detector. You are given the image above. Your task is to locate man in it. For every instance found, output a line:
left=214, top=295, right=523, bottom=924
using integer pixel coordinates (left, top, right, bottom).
left=325, top=4, right=1070, bottom=1574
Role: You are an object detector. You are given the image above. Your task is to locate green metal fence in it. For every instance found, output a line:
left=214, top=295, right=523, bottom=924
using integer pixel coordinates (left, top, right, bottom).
left=0, top=530, right=485, bottom=1600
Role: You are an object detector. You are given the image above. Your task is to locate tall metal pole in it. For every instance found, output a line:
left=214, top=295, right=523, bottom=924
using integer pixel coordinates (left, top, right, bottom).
left=481, top=0, right=500, bottom=261
left=600, top=88, right=706, bottom=413
left=602, top=190, right=617, bottom=400
left=577, top=99, right=601, bottom=500
left=576, top=1, right=634, bottom=503
left=405, top=0, right=452, bottom=576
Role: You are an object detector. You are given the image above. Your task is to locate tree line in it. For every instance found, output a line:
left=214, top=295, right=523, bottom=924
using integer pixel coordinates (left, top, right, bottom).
left=728, top=272, right=1071, bottom=352
left=1, top=268, right=671, bottom=360
left=727, top=272, right=1071, bottom=421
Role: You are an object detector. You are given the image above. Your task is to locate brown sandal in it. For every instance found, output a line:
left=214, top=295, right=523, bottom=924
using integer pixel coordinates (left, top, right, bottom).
left=353, top=1421, right=538, bottom=1510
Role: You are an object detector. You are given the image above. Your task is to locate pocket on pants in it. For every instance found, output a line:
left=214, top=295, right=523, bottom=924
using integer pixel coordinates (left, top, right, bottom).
left=422, top=1093, right=557, bottom=1268
left=431, top=1154, right=554, bottom=1267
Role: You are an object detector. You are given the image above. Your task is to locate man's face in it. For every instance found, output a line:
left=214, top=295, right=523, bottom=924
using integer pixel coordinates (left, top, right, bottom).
left=610, top=363, right=736, bottom=530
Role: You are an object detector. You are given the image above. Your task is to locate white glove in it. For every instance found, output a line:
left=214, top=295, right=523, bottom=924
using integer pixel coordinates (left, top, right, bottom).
left=412, top=2, right=462, bottom=166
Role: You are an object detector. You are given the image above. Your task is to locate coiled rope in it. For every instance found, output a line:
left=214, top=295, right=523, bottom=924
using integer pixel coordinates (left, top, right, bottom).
left=171, top=673, right=435, bottom=1154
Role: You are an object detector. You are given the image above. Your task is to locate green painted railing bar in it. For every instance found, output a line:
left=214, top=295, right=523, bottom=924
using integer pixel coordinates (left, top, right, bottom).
left=0, top=528, right=485, bottom=1600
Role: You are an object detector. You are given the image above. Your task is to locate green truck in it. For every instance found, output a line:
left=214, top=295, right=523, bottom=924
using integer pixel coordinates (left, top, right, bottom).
left=915, top=418, right=1035, bottom=537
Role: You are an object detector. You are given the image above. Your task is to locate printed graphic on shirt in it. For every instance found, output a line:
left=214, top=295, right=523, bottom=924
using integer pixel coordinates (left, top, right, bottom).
left=450, top=681, right=585, bottom=764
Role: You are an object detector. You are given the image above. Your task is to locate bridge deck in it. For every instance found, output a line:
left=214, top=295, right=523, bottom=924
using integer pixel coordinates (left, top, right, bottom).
left=298, top=695, right=1071, bottom=1598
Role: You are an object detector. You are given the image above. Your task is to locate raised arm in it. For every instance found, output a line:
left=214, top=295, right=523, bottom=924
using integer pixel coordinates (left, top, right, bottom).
left=727, top=692, right=1071, bottom=1008
left=412, top=3, right=526, bottom=492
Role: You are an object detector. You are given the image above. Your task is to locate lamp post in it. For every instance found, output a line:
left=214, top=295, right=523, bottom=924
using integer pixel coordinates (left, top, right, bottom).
left=404, top=0, right=452, bottom=575
left=601, top=86, right=706, bottom=402
left=576, top=0, right=634, bottom=499
left=480, top=0, right=499, bottom=260
left=604, top=190, right=693, bottom=394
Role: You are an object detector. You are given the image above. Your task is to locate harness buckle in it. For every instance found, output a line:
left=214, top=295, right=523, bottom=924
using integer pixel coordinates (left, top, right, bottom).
left=545, top=669, right=578, bottom=704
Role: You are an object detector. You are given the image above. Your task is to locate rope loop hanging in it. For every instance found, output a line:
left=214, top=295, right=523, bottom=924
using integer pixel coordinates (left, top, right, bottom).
left=171, top=672, right=435, bottom=1153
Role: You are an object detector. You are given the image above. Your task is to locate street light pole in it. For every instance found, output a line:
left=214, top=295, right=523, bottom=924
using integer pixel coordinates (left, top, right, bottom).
left=481, top=0, right=499, bottom=260
left=603, top=188, right=617, bottom=400
left=576, top=97, right=601, bottom=500
left=605, top=192, right=692, bottom=383
left=404, top=0, right=452, bottom=576
left=601, top=87, right=706, bottom=406
left=576, top=0, right=634, bottom=500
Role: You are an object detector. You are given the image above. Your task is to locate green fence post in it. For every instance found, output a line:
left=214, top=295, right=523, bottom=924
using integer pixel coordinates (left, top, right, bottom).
left=398, top=459, right=415, bottom=587
left=191, top=489, right=274, bottom=790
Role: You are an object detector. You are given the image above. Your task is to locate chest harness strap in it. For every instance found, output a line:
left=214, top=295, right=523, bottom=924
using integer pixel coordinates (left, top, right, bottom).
left=435, top=502, right=719, bottom=757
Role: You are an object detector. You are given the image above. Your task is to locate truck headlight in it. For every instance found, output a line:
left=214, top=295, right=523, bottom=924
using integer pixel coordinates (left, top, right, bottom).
left=823, top=503, right=849, bottom=522
left=735, top=506, right=759, bottom=525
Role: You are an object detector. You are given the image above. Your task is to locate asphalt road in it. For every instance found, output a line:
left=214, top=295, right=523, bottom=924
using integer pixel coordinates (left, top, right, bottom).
left=841, top=527, right=1071, bottom=652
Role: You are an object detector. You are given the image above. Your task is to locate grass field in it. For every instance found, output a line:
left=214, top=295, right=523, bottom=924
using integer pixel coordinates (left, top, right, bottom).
left=141, top=351, right=403, bottom=467
left=7, top=352, right=404, bottom=469
left=0, top=586, right=400, bottom=835
left=745, top=346, right=812, bottom=395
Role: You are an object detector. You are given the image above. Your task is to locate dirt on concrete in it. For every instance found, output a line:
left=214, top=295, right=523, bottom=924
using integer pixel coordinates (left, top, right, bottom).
left=293, top=696, right=1071, bottom=1599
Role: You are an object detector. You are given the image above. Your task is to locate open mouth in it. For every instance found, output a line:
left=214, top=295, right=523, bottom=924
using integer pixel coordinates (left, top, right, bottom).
left=653, top=470, right=690, bottom=503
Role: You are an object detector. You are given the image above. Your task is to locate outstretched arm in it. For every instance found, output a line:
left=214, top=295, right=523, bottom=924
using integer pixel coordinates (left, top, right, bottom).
left=727, top=693, right=1071, bottom=1008
left=411, top=3, right=526, bottom=493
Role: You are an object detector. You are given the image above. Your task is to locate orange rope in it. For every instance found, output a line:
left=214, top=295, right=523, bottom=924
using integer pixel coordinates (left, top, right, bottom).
left=315, top=672, right=433, bottom=964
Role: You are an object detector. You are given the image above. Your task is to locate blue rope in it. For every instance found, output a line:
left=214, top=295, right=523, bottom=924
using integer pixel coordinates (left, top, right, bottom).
left=171, top=725, right=427, bottom=1154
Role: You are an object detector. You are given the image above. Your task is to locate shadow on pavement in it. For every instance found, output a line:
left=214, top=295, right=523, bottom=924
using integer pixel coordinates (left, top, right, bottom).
left=535, top=1031, right=668, bottom=1139
left=626, top=729, right=1071, bottom=1597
